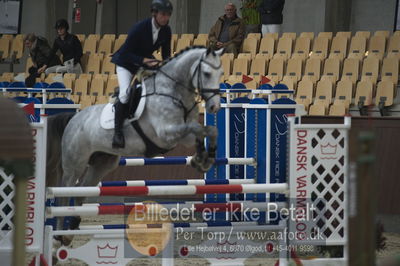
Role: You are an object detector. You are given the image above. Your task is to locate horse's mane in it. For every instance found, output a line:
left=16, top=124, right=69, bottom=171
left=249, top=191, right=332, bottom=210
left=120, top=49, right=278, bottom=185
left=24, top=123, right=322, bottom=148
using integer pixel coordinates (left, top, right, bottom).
left=142, top=45, right=212, bottom=80
left=159, top=45, right=207, bottom=67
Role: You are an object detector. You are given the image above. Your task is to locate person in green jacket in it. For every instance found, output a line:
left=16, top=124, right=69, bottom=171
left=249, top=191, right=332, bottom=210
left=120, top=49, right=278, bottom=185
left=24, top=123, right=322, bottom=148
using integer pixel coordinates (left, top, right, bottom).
left=240, top=0, right=262, bottom=34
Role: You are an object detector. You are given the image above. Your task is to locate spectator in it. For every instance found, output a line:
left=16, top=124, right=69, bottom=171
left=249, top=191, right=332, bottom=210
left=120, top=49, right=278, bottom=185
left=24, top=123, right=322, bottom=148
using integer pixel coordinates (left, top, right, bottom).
left=40, top=19, right=83, bottom=75
left=258, top=0, right=285, bottom=35
left=209, top=3, right=245, bottom=56
left=111, top=0, right=173, bottom=149
left=240, top=0, right=262, bottom=35
left=24, top=33, right=61, bottom=87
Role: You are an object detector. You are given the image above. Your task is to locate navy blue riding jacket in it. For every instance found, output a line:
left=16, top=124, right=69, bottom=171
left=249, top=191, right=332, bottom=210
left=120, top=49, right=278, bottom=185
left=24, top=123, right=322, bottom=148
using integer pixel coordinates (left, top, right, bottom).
left=258, top=0, right=285, bottom=25
left=112, top=18, right=172, bottom=74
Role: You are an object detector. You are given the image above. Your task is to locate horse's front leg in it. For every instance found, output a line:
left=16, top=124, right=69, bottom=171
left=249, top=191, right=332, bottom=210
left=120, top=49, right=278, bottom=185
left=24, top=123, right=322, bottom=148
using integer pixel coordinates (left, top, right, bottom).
left=189, top=125, right=218, bottom=172
left=160, top=122, right=217, bottom=172
left=166, top=122, right=218, bottom=172
left=205, top=125, right=218, bottom=158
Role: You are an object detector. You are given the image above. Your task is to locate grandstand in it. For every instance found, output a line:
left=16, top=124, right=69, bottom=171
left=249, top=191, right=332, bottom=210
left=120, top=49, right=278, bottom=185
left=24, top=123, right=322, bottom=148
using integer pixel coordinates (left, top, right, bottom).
left=1, top=30, right=400, bottom=117
left=1, top=0, right=399, bottom=118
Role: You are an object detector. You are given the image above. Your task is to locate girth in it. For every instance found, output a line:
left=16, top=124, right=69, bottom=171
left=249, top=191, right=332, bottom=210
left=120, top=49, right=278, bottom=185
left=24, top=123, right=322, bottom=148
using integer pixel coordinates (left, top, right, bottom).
left=130, top=120, right=171, bottom=158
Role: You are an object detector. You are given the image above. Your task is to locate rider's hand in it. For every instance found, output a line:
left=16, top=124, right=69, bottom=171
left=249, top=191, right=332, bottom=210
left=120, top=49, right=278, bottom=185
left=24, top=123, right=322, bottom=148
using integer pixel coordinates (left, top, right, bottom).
left=38, top=65, right=47, bottom=74
left=143, top=58, right=160, bottom=68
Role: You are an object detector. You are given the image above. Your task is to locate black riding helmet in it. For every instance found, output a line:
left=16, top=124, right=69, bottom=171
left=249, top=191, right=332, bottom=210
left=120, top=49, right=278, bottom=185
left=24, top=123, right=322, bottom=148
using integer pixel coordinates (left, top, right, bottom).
left=151, top=0, right=173, bottom=14
left=55, top=19, right=69, bottom=31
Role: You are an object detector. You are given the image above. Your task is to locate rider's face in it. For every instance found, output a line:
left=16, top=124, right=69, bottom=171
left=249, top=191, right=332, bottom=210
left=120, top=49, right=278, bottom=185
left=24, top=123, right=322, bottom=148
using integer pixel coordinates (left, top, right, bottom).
left=154, top=11, right=171, bottom=27
left=57, top=27, right=67, bottom=37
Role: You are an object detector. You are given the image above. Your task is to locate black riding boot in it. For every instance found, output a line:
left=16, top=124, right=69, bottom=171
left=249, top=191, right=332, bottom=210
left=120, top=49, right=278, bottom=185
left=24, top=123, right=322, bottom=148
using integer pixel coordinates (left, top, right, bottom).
left=112, top=101, right=127, bottom=148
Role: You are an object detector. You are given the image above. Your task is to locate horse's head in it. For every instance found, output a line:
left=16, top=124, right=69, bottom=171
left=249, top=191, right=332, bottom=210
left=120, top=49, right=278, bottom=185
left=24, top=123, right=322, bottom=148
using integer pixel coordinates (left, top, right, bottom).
left=190, top=48, right=223, bottom=114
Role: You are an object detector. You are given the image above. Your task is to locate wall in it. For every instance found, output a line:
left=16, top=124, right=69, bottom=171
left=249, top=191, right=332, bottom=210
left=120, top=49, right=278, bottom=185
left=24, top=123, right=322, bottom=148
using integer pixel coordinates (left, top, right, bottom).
left=187, top=0, right=201, bottom=34
left=3, top=0, right=399, bottom=74
left=100, top=0, right=117, bottom=34
left=350, top=0, right=396, bottom=32
left=281, top=0, right=326, bottom=34
left=70, top=0, right=97, bottom=34
left=98, top=0, right=198, bottom=35
left=116, top=0, right=139, bottom=35
left=17, top=0, right=399, bottom=38
left=325, top=0, right=352, bottom=33
left=20, top=0, right=48, bottom=37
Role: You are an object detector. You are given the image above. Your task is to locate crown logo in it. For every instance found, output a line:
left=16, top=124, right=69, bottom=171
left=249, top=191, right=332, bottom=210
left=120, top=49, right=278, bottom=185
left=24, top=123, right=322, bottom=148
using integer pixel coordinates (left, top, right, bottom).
left=320, top=143, right=337, bottom=155
left=97, top=243, right=118, bottom=258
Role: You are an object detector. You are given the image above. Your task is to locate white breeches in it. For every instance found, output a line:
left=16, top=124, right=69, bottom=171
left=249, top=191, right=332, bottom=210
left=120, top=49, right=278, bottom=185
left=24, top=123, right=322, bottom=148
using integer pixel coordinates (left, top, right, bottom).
left=45, top=59, right=82, bottom=75
left=116, top=66, right=134, bottom=104
left=261, top=24, right=281, bottom=35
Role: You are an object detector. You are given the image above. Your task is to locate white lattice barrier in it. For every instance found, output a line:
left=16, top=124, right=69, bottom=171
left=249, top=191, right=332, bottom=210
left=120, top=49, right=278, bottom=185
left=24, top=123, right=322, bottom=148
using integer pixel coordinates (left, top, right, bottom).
left=0, top=119, right=48, bottom=265
left=288, top=116, right=350, bottom=265
left=0, top=168, right=15, bottom=254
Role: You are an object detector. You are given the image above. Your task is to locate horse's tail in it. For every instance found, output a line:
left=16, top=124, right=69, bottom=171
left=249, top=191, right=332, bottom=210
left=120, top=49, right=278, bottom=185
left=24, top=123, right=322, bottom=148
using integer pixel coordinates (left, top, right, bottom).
left=46, top=112, right=76, bottom=187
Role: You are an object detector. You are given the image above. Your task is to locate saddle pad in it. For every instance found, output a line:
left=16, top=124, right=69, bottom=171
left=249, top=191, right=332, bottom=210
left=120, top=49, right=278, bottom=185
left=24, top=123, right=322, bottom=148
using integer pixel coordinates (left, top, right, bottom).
left=100, top=82, right=147, bottom=129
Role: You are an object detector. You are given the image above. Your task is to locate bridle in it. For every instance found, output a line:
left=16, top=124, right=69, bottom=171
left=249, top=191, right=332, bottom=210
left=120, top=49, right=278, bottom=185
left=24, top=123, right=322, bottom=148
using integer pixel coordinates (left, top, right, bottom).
left=190, top=52, right=222, bottom=103
left=146, top=51, right=221, bottom=121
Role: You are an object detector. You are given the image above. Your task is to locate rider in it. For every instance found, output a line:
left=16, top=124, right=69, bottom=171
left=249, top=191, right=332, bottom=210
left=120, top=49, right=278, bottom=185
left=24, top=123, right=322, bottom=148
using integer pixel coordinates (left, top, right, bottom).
left=111, top=0, right=173, bottom=149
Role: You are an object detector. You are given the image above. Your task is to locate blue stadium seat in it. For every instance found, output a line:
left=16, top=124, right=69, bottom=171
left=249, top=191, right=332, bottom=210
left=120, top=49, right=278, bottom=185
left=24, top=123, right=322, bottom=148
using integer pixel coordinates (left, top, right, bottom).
left=8, top=81, right=26, bottom=88
left=33, top=82, right=49, bottom=88
left=48, top=82, right=66, bottom=88
left=46, top=97, right=75, bottom=116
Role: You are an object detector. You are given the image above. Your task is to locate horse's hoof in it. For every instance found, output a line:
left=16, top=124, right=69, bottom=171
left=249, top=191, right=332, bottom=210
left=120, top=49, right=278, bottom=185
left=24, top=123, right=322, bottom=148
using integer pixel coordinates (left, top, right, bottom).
left=190, top=154, right=202, bottom=168
left=61, top=235, right=74, bottom=246
left=53, top=236, right=62, bottom=249
left=199, top=161, right=214, bottom=173
left=69, top=216, right=81, bottom=230
left=52, top=255, right=59, bottom=265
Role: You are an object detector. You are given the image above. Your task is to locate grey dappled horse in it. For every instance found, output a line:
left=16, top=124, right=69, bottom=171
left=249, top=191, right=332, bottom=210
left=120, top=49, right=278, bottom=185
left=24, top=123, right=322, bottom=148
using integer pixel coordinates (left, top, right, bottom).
left=46, top=47, right=223, bottom=245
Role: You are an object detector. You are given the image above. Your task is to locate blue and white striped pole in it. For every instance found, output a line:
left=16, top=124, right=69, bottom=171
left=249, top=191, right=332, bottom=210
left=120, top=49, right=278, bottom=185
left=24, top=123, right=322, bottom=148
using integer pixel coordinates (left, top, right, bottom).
left=119, top=156, right=256, bottom=166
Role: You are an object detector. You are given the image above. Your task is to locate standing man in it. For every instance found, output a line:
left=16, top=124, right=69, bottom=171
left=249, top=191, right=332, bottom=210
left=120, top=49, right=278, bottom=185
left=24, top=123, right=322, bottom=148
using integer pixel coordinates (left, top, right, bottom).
left=40, top=19, right=83, bottom=75
left=111, top=0, right=173, bottom=149
left=258, top=0, right=285, bottom=35
left=208, top=3, right=245, bottom=57
left=24, top=33, right=61, bottom=87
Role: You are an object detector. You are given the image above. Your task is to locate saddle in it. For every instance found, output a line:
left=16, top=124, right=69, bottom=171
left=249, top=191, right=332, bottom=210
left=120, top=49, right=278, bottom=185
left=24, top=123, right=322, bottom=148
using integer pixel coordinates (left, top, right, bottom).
left=135, top=68, right=156, bottom=82
left=100, top=81, right=146, bottom=129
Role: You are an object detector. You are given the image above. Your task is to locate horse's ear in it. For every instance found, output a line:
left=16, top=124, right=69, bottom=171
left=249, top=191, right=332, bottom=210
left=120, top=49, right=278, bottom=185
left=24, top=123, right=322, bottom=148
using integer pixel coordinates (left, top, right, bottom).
left=215, top=48, right=224, bottom=57
left=206, top=47, right=213, bottom=55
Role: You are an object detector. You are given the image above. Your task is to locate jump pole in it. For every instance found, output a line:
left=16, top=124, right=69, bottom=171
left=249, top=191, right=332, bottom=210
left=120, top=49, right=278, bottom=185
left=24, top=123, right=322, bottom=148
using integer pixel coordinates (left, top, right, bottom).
left=119, top=156, right=256, bottom=166
left=99, top=178, right=255, bottom=187
left=47, top=183, right=289, bottom=198
left=47, top=201, right=287, bottom=217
